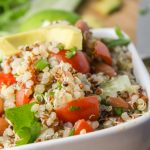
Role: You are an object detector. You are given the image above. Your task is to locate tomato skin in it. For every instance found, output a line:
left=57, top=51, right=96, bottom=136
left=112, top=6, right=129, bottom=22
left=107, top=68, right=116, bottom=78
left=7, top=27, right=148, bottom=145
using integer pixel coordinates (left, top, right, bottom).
left=95, top=63, right=116, bottom=77
left=56, top=96, right=100, bottom=123
left=0, top=73, right=16, bottom=87
left=74, top=119, right=93, bottom=135
left=54, top=50, right=90, bottom=73
left=16, top=89, right=30, bottom=106
left=94, top=41, right=112, bottom=65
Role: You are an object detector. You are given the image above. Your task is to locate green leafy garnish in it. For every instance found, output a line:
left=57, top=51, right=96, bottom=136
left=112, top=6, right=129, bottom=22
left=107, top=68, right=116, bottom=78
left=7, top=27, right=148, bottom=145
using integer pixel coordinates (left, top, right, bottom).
left=102, top=26, right=130, bottom=48
left=105, top=38, right=130, bottom=48
left=69, top=128, right=75, bottom=136
left=34, top=93, right=44, bottom=102
left=113, top=107, right=124, bottom=116
left=5, top=103, right=41, bottom=146
left=48, top=91, right=55, bottom=96
left=34, top=58, right=49, bottom=71
left=57, top=43, right=64, bottom=50
left=69, top=106, right=81, bottom=112
left=0, top=0, right=30, bottom=33
left=65, top=47, right=77, bottom=58
left=115, top=26, right=124, bottom=39
left=56, top=81, right=62, bottom=90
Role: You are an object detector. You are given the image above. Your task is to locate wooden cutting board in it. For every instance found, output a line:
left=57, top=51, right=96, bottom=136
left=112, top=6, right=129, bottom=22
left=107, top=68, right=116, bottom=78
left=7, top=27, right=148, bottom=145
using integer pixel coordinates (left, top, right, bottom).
left=78, top=0, right=139, bottom=42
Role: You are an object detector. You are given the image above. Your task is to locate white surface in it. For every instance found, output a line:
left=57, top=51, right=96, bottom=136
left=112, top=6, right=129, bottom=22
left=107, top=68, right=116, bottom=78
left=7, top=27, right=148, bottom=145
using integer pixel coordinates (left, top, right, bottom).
left=137, top=0, right=150, bottom=58
left=12, top=28, right=150, bottom=150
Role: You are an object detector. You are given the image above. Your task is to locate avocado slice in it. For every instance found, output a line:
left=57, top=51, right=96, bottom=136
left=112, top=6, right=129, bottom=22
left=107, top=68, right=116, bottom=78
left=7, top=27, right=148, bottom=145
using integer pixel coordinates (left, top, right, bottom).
left=0, top=29, right=46, bottom=59
left=19, top=9, right=80, bottom=32
left=0, top=38, right=20, bottom=59
left=94, top=0, right=122, bottom=15
left=0, top=24, right=83, bottom=59
left=46, top=24, right=82, bottom=50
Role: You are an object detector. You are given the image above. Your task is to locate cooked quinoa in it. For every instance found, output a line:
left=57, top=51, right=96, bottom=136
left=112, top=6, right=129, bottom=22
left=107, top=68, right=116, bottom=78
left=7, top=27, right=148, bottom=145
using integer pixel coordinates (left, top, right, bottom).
left=0, top=20, right=148, bottom=149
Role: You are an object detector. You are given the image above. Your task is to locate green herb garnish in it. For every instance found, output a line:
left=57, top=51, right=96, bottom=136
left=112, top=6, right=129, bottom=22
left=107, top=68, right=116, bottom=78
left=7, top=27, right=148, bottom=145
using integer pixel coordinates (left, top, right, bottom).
left=34, top=58, right=49, bottom=71
left=57, top=43, right=64, bottom=50
left=65, top=47, right=77, bottom=58
left=69, top=106, right=81, bottom=112
left=56, top=81, right=62, bottom=90
left=0, top=58, right=3, bottom=63
left=35, top=93, right=44, bottom=102
left=102, top=26, right=130, bottom=48
left=69, top=128, right=75, bottom=136
left=48, top=91, right=55, bottom=96
left=113, top=107, right=124, bottom=116
left=14, top=73, right=19, bottom=77
left=5, top=103, right=41, bottom=146
left=115, top=26, right=124, bottom=39
left=106, top=38, right=130, bottom=48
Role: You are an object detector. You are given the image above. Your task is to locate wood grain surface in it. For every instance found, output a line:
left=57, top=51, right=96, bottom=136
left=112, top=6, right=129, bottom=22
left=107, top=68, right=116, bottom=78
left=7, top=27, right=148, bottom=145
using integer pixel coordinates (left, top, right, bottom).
left=78, top=0, right=139, bottom=42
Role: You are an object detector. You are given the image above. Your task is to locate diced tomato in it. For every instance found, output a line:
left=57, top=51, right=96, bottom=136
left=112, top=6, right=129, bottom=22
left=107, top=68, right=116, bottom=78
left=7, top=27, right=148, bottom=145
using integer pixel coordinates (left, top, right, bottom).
left=95, top=63, right=116, bottom=77
left=54, top=50, right=90, bottom=74
left=56, top=96, right=100, bottom=123
left=94, top=41, right=112, bottom=65
left=74, top=119, right=94, bottom=135
left=16, top=89, right=30, bottom=106
left=0, top=73, right=16, bottom=87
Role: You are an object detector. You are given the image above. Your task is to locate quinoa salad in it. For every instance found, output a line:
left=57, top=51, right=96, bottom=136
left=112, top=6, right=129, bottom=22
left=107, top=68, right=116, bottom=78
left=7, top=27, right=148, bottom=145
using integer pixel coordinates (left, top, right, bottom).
left=0, top=20, right=148, bottom=149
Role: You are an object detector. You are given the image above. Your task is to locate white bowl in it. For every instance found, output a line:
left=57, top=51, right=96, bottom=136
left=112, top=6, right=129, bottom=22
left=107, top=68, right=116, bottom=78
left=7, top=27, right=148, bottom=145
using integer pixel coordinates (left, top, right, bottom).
left=12, top=28, right=150, bottom=150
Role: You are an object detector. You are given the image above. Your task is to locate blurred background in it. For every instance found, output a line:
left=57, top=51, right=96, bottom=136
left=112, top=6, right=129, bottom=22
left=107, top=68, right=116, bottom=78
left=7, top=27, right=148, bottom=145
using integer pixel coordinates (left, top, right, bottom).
left=0, top=0, right=150, bottom=70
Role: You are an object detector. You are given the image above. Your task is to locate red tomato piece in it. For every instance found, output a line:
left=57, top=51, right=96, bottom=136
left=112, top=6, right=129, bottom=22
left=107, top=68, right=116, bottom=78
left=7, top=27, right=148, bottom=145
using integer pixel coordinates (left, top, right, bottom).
left=16, top=89, right=30, bottom=106
left=94, top=41, right=112, bottom=65
left=54, top=50, right=90, bottom=74
left=56, top=96, right=100, bottom=123
left=95, top=63, right=117, bottom=77
left=0, top=73, right=16, bottom=87
left=74, top=119, right=94, bottom=135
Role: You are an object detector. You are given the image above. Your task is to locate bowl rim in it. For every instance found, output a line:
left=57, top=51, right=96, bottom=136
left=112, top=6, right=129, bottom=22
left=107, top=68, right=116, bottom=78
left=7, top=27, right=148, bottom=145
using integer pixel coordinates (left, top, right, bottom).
left=12, top=28, right=150, bottom=150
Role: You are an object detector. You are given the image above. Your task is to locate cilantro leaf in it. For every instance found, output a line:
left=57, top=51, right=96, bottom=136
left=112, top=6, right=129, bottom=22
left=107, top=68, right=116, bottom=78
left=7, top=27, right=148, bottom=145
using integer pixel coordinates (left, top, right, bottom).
left=57, top=43, right=64, bottom=50
left=34, top=58, right=49, bottom=71
left=113, top=107, right=124, bottom=116
left=5, top=103, right=41, bottom=145
left=65, top=47, right=77, bottom=58
left=69, top=128, right=75, bottom=136
left=56, top=81, right=62, bottom=90
left=69, top=106, right=81, bottom=112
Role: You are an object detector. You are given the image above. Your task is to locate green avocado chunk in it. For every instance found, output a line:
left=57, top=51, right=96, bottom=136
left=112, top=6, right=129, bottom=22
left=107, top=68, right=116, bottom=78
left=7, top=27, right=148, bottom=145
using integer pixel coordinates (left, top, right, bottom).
left=0, top=24, right=82, bottom=59
left=20, top=9, right=80, bottom=32
left=5, top=103, right=41, bottom=146
left=101, top=75, right=137, bottom=98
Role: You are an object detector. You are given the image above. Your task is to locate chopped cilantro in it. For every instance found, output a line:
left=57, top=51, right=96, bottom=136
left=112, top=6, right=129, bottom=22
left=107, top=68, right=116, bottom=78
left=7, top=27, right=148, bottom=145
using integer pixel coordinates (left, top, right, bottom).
left=48, top=91, right=55, bottom=96
left=5, top=103, right=41, bottom=146
left=69, top=106, right=81, bottom=112
left=56, top=81, right=62, bottom=90
left=69, top=128, right=75, bottom=136
left=34, top=58, right=49, bottom=71
left=57, top=43, right=64, bottom=50
left=34, top=93, right=44, bottom=102
left=0, top=58, right=3, bottom=63
left=113, top=107, right=124, bottom=116
left=14, top=73, right=19, bottom=77
left=65, top=47, right=77, bottom=58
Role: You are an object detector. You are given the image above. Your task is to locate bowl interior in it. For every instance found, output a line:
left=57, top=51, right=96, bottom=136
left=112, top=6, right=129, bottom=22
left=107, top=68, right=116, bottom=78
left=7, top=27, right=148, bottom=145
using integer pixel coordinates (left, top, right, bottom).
left=91, top=28, right=150, bottom=110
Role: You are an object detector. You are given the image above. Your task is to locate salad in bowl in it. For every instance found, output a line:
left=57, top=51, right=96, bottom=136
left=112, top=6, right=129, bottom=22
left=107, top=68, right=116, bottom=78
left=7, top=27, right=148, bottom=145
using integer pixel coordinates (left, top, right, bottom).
left=0, top=20, right=148, bottom=149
